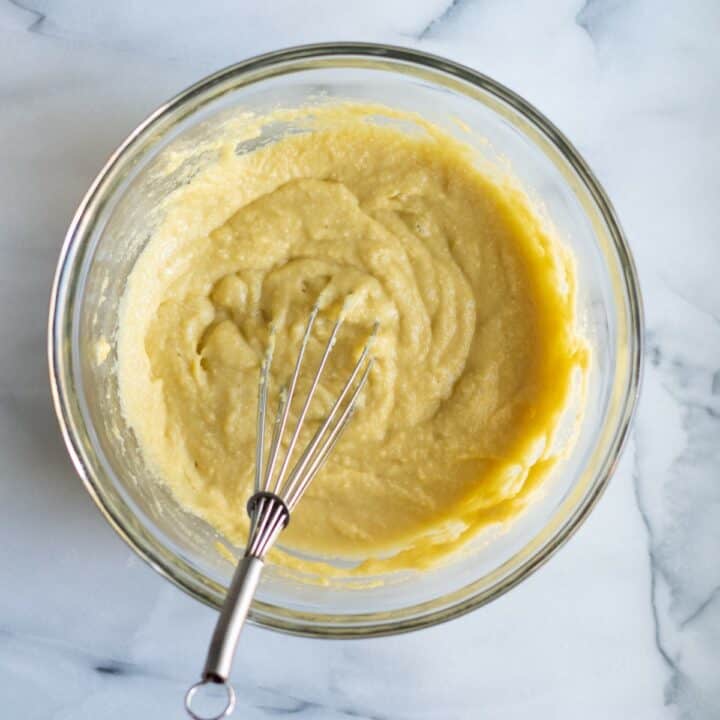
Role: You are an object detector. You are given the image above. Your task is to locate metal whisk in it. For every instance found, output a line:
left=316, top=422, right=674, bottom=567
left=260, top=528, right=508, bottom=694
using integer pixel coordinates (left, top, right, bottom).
left=185, top=305, right=377, bottom=720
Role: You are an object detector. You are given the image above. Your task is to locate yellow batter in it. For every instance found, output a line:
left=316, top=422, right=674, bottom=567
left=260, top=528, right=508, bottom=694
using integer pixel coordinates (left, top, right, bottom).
left=118, top=104, right=586, bottom=574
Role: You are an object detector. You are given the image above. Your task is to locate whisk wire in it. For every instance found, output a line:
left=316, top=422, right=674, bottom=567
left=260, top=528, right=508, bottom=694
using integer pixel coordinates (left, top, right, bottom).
left=271, top=310, right=342, bottom=497
left=287, top=357, right=374, bottom=511
left=281, top=322, right=378, bottom=507
left=268, top=306, right=319, bottom=494
left=253, top=340, right=274, bottom=495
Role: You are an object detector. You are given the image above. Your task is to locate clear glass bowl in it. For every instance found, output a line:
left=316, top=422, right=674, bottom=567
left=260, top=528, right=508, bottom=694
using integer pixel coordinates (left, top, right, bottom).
left=48, top=43, right=643, bottom=637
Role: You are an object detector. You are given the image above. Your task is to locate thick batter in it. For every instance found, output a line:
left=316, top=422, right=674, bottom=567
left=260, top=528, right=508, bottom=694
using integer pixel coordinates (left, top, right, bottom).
left=118, top=104, right=587, bottom=573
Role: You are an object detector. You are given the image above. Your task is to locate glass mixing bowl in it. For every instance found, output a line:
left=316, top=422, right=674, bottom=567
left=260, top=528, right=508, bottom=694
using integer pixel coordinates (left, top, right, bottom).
left=48, top=43, right=642, bottom=637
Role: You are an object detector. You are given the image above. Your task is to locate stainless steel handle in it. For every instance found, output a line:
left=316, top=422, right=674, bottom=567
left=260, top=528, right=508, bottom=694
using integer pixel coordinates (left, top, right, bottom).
left=185, top=555, right=264, bottom=719
left=204, top=555, right=264, bottom=681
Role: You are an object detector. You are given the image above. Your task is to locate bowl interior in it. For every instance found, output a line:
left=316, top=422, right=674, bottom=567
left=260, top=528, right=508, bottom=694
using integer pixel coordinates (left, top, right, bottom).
left=51, top=47, right=641, bottom=636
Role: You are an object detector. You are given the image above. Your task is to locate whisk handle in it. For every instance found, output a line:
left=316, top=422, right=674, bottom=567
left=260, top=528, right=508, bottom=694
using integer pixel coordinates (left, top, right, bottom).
left=185, top=556, right=263, bottom=718
left=202, top=555, right=264, bottom=682
left=185, top=555, right=263, bottom=718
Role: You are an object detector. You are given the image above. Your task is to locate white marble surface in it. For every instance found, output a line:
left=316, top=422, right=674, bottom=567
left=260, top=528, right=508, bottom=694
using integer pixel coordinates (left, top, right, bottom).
left=1, top=1, right=718, bottom=717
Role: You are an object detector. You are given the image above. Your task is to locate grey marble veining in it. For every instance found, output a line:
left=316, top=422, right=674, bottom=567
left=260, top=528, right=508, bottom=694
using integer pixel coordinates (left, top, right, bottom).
left=0, top=1, right=718, bottom=718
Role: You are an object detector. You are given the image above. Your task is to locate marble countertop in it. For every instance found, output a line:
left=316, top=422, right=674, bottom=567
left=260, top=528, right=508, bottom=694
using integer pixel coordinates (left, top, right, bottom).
left=1, top=1, right=718, bottom=718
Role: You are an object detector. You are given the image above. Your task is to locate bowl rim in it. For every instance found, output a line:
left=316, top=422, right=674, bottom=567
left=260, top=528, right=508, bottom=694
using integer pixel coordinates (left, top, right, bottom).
left=48, top=41, right=644, bottom=638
